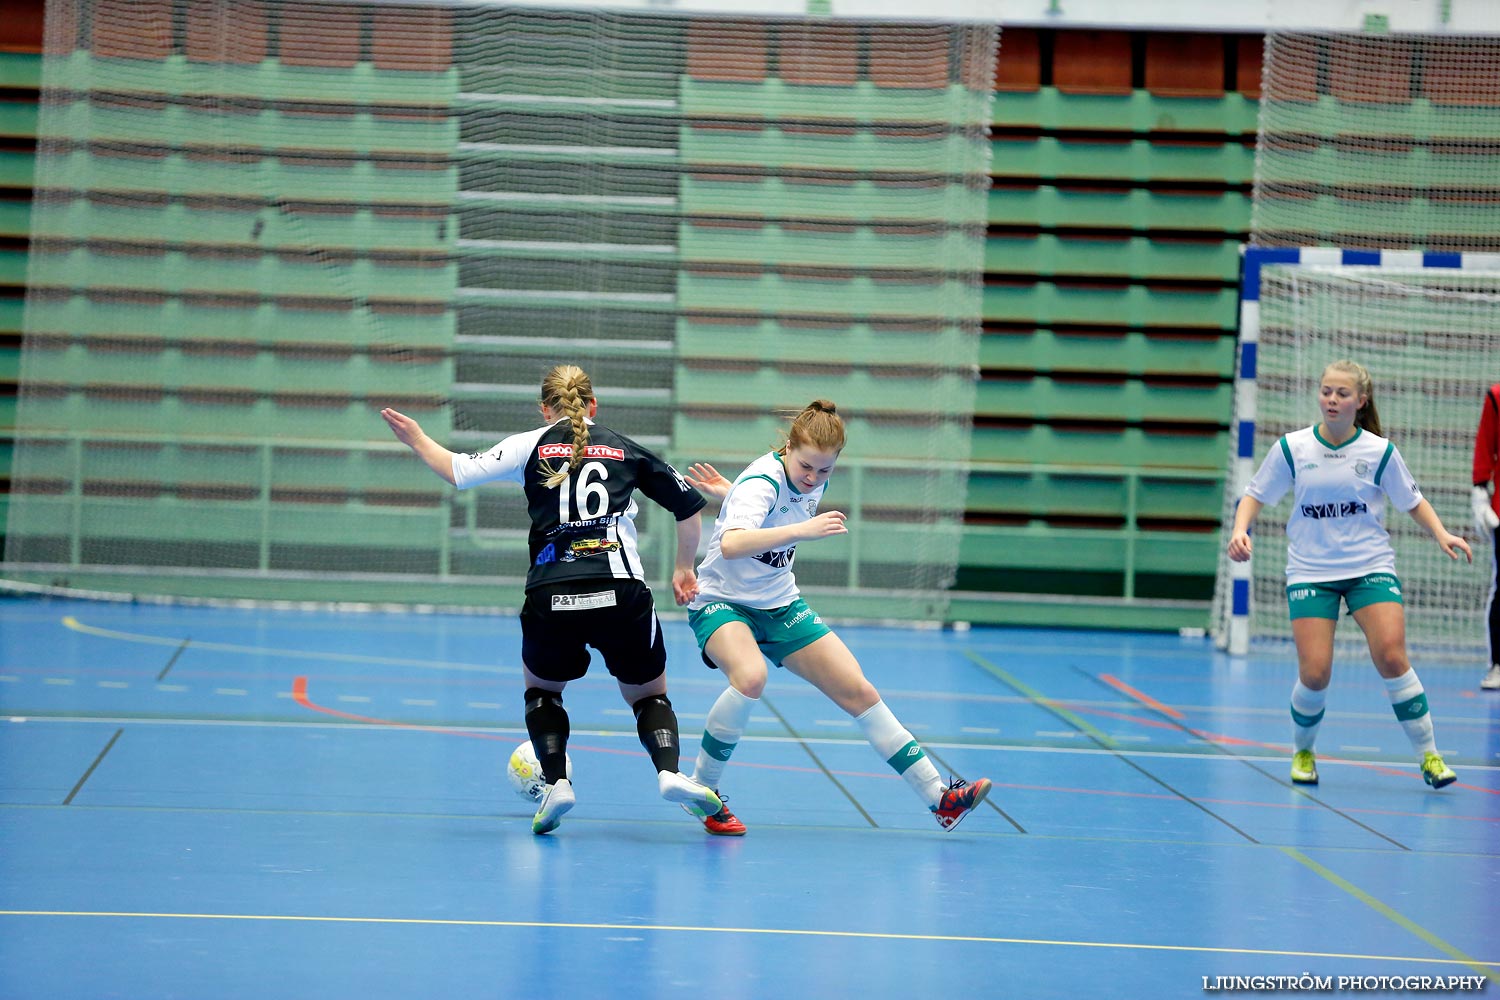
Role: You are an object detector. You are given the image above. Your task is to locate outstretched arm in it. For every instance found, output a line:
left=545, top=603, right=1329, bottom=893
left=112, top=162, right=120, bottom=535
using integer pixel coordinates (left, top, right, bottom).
left=1407, top=498, right=1473, bottom=563
left=381, top=408, right=457, bottom=486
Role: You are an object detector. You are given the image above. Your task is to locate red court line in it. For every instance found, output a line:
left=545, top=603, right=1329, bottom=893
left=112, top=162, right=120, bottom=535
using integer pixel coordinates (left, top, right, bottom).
left=290, top=676, right=888, bottom=778
left=292, top=676, right=511, bottom=741
left=1098, top=674, right=1184, bottom=720
left=1082, top=677, right=1500, bottom=797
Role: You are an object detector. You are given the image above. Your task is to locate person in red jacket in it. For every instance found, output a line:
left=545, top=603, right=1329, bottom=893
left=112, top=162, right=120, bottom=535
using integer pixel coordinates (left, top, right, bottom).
left=1475, top=382, right=1500, bottom=690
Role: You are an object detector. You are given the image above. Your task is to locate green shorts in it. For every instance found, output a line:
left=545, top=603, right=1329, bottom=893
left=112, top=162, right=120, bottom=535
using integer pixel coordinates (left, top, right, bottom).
left=1286, top=573, right=1404, bottom=620
left=688, top=597, right=831, bottom=668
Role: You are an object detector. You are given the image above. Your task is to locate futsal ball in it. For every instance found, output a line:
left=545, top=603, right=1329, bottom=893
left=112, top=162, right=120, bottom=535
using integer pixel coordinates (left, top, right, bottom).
left=506, top=740, right=572, bottom=802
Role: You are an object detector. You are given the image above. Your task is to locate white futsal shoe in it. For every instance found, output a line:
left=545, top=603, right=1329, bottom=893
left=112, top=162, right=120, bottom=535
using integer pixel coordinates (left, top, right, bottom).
left=657, top=771, right=722, bottom=816
left=532, top=778, right=575, bottom=835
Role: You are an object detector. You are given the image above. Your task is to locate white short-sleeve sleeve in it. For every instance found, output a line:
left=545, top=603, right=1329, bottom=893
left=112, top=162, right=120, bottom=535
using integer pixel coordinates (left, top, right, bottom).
left=1377, top=445, right=1424, bottom=512
left=1245, top=438, right=1295, bottom=506
left=719, top=474, right=778, bottom=532
left=450, top=430, right=532, bottom=490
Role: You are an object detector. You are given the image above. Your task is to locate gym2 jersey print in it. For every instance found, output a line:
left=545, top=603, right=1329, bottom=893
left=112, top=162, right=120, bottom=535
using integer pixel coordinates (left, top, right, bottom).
left=451, top=418, right=705, bottom=590
left=1245, top=425, right=1422, bottom=585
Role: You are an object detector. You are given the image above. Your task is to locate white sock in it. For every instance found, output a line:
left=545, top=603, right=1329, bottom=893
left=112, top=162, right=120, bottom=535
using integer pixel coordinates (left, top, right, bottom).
left=854, top=700, right=944, bottom=807
left=1290, top=680, right=1326, bottom=752
left=1384, top=670, right=1437, bottom=758
left=692, top=685, right=757, bottom=790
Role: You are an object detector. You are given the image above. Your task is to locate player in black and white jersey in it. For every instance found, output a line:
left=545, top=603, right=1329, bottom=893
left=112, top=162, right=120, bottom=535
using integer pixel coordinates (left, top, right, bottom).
left=1228, top=360, right=1471, bottom=790
left=381, top=364, right=721, bottom=834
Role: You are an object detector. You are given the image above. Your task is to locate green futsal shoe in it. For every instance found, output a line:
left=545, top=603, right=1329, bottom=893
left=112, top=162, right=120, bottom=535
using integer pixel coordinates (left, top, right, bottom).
left=1421, top=751, right=1457, bottom=789
left=1290, top=749, right=1318, bottom=785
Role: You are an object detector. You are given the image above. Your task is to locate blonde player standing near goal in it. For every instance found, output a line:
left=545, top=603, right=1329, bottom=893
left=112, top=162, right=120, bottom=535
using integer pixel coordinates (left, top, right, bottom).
left=678, top=400, right=992, bottom=835
left=1228, top=360, right=1472, bottom=789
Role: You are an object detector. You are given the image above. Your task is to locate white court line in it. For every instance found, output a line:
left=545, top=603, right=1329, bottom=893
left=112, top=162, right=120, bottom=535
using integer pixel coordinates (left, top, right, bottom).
left=2, top=714, right=1498, bottom=773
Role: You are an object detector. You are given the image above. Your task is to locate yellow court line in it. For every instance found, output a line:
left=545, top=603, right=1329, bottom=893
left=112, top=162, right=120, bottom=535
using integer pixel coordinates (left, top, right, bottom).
left=59, top=616, right=512, bottom=674
left=963, top=650, right=1115, bottom=747
left=2, top=909, right=1497, bottom=968
left=1279, top=847, right=1500, bottom=983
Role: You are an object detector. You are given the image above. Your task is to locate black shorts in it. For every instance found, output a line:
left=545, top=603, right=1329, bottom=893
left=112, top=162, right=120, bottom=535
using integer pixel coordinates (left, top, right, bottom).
left=519, top=579, right=666, bottom=686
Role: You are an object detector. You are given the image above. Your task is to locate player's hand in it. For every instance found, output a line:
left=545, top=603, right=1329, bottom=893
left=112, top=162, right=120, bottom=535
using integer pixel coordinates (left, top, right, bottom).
left=1227, top=530, right=1253, bottom=562
left=799, top=511, right=848, bottom=541
left=685, top=462, right=731, bottom=499
left=380, top=407, right=424, bottom=448
left=1437, top=531, right=1473, bottom=564
left=672, top=567, right=698, bottom=606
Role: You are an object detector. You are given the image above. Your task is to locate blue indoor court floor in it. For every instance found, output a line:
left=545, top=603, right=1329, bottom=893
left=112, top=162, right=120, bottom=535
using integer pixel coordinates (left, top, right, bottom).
left=0, top=595, right=1496, bottom=999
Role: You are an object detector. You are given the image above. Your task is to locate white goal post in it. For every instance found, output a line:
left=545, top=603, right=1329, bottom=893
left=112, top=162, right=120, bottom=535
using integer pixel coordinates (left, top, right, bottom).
left=1214, top=246, right=1500, bottom=657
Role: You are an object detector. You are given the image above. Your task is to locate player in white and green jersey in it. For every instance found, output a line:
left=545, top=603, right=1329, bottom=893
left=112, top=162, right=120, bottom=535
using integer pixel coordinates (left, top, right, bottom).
left=1229, top=361, right=1472, bottom=790
left=679, top=400, right=992, bottom=835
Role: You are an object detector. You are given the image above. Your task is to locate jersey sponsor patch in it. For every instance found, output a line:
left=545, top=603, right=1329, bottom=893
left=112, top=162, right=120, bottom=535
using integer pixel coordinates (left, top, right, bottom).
left=561, top=537, right=621, bottom=562
left=551, top=590, right=618, bottom=611
left=537, top=443, right=626, bottom=461
left=753, top=547, right=795, bottom=568
left=1299, top=500, right=1369, bottom=519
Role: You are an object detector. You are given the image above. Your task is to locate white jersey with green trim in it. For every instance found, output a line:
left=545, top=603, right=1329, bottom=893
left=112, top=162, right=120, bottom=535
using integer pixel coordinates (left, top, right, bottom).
left=690, top=451, right=827, bottom=611
left=1245, top=425, right=1423, bottom=585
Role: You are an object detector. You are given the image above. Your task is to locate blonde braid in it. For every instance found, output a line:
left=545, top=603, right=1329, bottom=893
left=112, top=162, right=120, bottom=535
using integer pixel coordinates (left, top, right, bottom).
left=538, top=365, right=595, bottom=488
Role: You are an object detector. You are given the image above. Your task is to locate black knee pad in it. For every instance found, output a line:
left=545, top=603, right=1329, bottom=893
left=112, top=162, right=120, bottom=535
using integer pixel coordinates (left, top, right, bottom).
left=525, top=687, right=565, bottom=714
left=632, top=694, right=679, bottom=757
left=631, top=693, right=671, bottom=721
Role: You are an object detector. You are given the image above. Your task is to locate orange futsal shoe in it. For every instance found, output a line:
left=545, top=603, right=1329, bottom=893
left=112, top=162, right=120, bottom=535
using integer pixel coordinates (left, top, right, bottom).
left=684, top=793, right=747, bottom=836
left=931, top=776, right=992, bottom=832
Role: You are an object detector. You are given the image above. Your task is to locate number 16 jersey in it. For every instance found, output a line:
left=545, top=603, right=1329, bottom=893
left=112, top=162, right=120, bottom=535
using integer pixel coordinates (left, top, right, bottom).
left=451, top=418, right=705, bottom=590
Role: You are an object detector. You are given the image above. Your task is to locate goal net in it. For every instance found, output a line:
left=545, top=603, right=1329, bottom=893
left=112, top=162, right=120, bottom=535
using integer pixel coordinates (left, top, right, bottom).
left=1212, top=248, right=1500, bottom=656
left=4, top=1, right=995, bottom=619
left=1253, top=32, right=1500, bottom=255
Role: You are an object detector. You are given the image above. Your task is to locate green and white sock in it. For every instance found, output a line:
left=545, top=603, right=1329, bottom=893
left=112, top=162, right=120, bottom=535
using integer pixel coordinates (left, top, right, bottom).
left=855, top=700, right=944, bottom=807
left=1384, top=669, right=1437, bottom=759
left=1290, top=680, right=1326, bottom=752
left=693, top=685, right=757, bottom=790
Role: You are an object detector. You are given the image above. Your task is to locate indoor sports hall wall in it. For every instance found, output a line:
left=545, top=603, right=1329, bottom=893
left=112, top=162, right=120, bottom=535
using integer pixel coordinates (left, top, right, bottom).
left=0, top=1, right=993, bottom=623
left=10, top=4, right=1477, bottom=630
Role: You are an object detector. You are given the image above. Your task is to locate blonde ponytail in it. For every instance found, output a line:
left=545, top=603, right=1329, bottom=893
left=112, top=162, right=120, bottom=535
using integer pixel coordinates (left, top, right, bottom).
left=537, top=365, right=595, bottom=488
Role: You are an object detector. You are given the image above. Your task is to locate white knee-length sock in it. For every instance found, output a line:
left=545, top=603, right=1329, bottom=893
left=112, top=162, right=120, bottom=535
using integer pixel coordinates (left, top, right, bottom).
left=1290, top=680, right=1326, bottom=752
left=1384, top=670, right=1437, bottom=759
left=854, top=700, right=945, bottom=807
left=692, top=685, right=757, bottom=790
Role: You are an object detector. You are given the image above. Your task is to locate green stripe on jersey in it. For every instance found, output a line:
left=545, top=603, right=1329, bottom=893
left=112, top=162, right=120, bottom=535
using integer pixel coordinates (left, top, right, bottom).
left=887, top=740, right=926, bottom=774
left=737, top=474, right=780, bottom=498
left=1374, top=442, right=1394, bottom=485
left=1279, top=437, right=1295, bottom=478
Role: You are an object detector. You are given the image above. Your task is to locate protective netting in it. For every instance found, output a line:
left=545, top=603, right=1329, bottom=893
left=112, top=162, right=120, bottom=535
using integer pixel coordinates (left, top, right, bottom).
left=1213, top=264, right=1499, bottom=654
left=5, top=1, right=994, bottom=620
left=1252, top=32, right=1500, bottom=253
